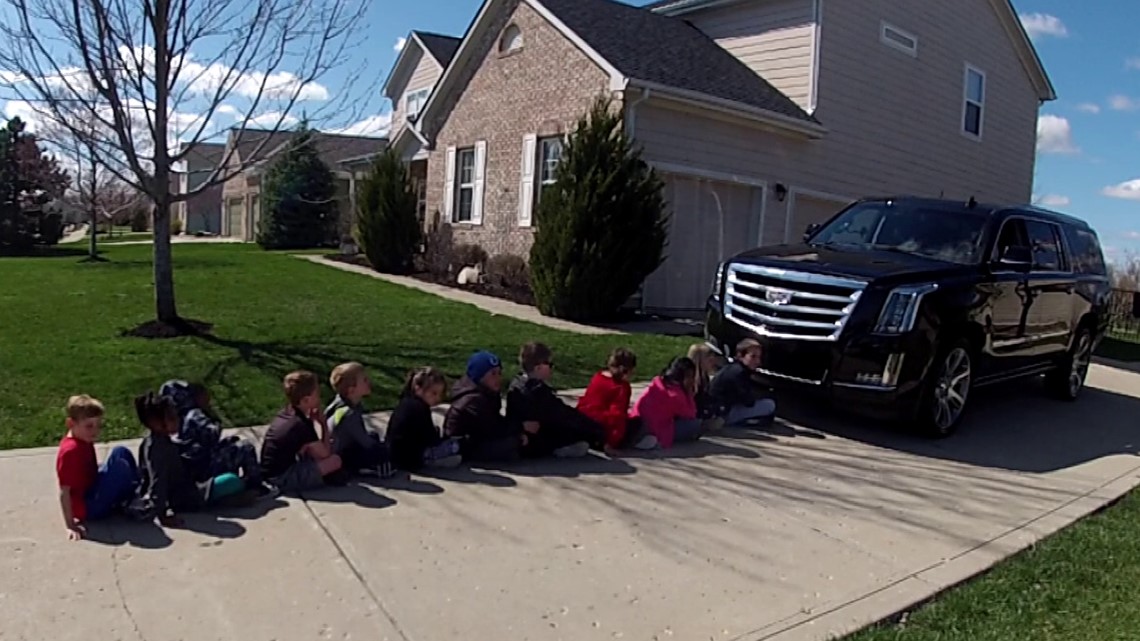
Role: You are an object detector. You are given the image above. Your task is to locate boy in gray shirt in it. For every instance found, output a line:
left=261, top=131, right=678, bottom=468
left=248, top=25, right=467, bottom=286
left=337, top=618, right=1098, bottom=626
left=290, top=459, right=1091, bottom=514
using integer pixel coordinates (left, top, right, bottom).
left=326, top=362, right=396, bottom=478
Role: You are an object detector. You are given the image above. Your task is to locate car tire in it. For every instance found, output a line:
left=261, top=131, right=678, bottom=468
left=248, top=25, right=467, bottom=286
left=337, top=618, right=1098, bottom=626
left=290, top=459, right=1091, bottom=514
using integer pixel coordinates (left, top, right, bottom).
left=1045, top=327, right=1093, bottom=402
left=917, top=339, right=974, bottom=438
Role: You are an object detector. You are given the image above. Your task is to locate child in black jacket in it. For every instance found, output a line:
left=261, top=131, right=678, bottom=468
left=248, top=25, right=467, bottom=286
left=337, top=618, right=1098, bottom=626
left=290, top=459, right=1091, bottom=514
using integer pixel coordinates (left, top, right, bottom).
left=709, top=338, right=777, bottom=427
left=506, top=342, right=606, bottom=458
left=386, top=367, right=462, bottom=471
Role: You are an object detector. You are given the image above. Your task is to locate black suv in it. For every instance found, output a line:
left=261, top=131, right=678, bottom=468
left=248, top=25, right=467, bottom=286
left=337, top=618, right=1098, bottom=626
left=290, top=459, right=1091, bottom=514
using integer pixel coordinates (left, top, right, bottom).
left=704, top=197, right=1111, bottom=436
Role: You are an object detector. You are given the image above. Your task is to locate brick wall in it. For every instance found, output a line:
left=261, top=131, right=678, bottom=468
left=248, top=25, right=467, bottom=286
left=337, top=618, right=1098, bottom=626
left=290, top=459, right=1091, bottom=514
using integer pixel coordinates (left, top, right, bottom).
left=425, top=0, right=616, bottom=262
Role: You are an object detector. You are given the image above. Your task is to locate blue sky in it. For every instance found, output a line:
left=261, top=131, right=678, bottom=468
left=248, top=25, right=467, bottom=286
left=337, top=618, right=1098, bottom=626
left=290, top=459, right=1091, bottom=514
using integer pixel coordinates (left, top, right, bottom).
left=2, top=0, right=1136, bottom=259
left=323, top=0, right=1140, bottom=260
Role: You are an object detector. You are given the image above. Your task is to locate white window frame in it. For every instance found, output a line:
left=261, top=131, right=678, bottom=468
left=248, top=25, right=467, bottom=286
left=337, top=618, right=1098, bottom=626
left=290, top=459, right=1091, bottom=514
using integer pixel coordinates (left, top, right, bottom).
left=879, top=21, right=918, bottom=57
left=536, top=136, right=563, bottom=203
left=962, top=64, right=986, bottom=141
left=453, top=147, right=476, bottom=223
left=404, top=88, right=429, bottom=122
left=499, top=24, right=523, bottom=54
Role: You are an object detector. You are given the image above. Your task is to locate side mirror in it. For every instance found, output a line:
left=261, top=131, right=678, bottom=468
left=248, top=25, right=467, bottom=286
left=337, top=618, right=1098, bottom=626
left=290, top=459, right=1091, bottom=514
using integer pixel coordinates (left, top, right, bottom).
left=803, top=223, right=821, bottom=243
left=998, top=245, right=1032, bottom=272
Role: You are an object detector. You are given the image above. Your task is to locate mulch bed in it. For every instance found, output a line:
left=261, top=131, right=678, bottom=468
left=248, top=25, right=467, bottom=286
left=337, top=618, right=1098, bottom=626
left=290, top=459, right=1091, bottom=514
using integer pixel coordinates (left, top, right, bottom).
left=323, top=253, right=537, bottom=306
left=122, top=317, right=214, bottom=339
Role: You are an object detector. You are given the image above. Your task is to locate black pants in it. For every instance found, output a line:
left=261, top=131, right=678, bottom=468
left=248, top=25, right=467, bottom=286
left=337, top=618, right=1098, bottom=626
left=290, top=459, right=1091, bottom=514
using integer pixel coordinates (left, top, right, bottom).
left=522, top=416, right=605, bottom=458
left=339, top=433, right=389, bottom=471
left=462, top=435, right=521, bottom=463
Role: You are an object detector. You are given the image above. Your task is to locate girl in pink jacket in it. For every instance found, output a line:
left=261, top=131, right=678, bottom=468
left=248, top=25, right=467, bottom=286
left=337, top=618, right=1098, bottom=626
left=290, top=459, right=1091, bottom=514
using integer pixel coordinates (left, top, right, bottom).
left=630, top=357, right=702, bottom=449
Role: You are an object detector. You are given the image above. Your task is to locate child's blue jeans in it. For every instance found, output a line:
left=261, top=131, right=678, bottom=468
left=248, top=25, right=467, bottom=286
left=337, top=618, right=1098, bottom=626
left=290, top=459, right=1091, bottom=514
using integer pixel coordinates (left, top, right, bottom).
left=85, top=446, right=140, bottom=520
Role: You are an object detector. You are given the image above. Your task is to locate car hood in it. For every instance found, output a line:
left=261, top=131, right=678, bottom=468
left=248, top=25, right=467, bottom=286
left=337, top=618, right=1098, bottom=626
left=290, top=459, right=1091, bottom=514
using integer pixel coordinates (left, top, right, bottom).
left=729, top=243, right=975, bottom=283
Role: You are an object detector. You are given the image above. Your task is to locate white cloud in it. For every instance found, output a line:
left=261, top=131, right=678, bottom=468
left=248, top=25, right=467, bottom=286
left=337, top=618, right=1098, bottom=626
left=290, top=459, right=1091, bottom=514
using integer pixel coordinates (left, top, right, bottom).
left=394, top=37, right=407, bottom=53
left=1109, top=95, right=1140, bottom=111
left=216, top=104, right=240, bottom=118
left=1034, top=194, right=1071, bottom=207
left=1036, top=115, right=1078, bottom=154
left=1104, top=179, right=1140, bottom=201
left=1019, top=13, right=1068, bottom=40
left=1076, top=103, right=1101, bottom=114
left=329, top=113, right=391, bottom=137
left=246, top=111, right=299, bottom=129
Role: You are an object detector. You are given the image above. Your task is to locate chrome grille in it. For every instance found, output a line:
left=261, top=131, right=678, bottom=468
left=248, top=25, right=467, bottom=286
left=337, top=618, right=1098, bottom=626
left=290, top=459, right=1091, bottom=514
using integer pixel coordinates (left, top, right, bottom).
left=724, top=263, right=866, bottom=342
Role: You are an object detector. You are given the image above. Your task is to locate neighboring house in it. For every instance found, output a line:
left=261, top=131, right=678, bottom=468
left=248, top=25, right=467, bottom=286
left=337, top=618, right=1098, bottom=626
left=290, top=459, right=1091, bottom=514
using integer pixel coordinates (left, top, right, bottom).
left=388, top=0, right=1055, bottom=313
left=214, top=128, right=388, bottom=242
left=174, top=141, right=227, bottom=234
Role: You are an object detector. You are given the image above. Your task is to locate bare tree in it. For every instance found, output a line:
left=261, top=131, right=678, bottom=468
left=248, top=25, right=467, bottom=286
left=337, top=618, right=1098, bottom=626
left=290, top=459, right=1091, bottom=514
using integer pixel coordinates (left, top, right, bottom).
left=0, top=0, right=369, bottom=330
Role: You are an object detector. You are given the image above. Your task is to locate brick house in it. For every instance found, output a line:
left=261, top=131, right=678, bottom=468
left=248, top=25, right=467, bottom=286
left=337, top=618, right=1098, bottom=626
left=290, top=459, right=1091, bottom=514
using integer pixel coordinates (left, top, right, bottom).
left=173, top=128, right=387, bottom=242
left=388, top=0, right=1055, bottom=313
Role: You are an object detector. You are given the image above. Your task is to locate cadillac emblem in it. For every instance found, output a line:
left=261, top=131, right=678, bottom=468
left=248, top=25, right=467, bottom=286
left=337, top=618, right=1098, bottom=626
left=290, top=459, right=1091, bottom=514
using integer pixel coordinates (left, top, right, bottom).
left=765, top=288, right=793, bottom=305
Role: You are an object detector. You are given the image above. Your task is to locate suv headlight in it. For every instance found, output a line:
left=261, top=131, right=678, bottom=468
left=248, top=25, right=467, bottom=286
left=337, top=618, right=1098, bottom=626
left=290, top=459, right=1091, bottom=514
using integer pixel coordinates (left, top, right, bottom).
left=711, top=262, right=726, bottom=299
left=874, top=283, right=938, bottom=334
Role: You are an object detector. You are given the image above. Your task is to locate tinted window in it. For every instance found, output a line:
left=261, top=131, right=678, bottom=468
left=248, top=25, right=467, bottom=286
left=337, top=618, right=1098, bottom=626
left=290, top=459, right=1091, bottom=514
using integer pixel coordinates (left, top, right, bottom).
left=1024, top=220, right=1063, bottom=271
left=810, top=202, right=988, bottom=265
left=1065, top=226, right=1108, bottom=275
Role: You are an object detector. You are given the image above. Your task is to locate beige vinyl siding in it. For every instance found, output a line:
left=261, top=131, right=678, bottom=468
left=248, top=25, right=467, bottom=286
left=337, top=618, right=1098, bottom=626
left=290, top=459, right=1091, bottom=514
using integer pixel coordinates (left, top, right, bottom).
left=685, top=0, right=816, bottom=112
left=390, top=48, right=443, bottom=138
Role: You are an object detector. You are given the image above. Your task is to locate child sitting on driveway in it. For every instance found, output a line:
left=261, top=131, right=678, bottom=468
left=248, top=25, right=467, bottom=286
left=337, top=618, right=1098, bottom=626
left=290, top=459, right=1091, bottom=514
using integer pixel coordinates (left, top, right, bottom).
left=159, top=380, right=270, bottom=496
left=325, top=362, right=395, bottom=478
left=135, top=391, right=246, bottom=528
left=507, top=342, right=606, bottom=459
left=630, top=357, right=703, bottom=449
left=687, top=343, right=723, bottom=422
left=577, top=347, right=655, bottom=452
left=386, top=367, right=463, bottom=471
left=710, top=338, right=777, bottom=427
left=260, top=370, right=347, bottom=495
left=443, top=351, right=524, bottom=463
left=56, top=395, right=145, bottom=541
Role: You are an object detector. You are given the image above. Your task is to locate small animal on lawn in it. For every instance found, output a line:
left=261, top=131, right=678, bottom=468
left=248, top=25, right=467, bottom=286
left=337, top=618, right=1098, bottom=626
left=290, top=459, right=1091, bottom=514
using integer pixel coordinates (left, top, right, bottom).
left=457, top=264, right=484, bottom=286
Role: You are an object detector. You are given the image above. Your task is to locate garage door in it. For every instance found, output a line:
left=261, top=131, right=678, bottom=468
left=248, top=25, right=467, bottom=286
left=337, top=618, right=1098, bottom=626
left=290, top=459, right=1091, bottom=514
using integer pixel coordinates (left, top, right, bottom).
left=643, top=175, right=763, bottom=312
left=227, top=199, right=244, bottom=238
left=788, top=194, right=852, bottom=243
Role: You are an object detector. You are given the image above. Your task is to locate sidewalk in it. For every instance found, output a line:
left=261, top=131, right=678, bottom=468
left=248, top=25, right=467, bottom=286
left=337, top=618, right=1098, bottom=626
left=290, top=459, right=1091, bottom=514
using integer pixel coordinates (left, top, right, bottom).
left=4, top=365, right=1140, bottom=641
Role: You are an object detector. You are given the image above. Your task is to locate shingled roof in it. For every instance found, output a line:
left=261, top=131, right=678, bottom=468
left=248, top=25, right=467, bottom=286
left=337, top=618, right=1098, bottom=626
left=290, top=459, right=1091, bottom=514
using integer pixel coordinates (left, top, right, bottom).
left=229, top=128, right=387, bottom=170
left=539, top=0, right=817, bottom=124
left=414, top=31, right=462, bottom=67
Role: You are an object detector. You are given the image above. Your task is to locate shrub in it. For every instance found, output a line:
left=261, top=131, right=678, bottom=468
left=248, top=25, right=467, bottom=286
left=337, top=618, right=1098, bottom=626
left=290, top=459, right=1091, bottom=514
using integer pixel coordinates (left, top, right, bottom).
left=130, top=209, right=148, bottom=232
left=529, top=96, right=668, bottom=321
left=258, top=121, right=338, bottom=250
left=170, top=216, right=183, bottom=236
left=354, top=149, right=420, bottom=273
left=37, top=212, right=62, bottom=245
left=452, top=243, right=488, bottom=270
left=486, top=254, right=529, bottom=288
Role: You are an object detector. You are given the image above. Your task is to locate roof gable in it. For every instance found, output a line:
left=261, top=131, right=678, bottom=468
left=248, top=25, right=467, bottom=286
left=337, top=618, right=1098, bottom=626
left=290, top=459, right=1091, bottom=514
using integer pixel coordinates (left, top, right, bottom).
left=414, top=31, right=462, bottom=67
left=382, top=30, right=462, bottom=102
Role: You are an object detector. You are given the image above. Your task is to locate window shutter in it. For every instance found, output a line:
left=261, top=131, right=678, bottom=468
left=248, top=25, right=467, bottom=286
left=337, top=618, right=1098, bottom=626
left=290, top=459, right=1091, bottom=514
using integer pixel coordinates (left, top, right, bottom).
left=472, top=140, right=487, bottom=225
left=443, top=146, right=456, bottom=222
left=518, top=133, right=537, bottom=227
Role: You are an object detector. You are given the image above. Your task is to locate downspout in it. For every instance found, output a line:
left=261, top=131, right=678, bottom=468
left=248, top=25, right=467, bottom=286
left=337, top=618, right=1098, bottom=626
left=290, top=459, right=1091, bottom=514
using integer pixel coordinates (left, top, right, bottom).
left=624, top=87, right=652, bottom=315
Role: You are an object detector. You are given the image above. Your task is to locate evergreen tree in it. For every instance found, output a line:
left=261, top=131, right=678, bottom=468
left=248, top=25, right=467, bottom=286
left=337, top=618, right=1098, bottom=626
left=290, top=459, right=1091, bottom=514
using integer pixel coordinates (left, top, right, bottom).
left=0, top=117, right=69, bottom=250
left=354, top=149, right=420, bottom=274
left=257, top=121, right=337, bottom=250
left=529, top=97, right=668, bottom=321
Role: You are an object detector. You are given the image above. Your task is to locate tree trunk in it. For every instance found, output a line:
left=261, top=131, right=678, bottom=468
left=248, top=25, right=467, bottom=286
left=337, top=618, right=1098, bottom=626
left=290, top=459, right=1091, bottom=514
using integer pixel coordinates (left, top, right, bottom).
left=151, top=0, right=178, bottom=324
left=88, top=207, right=97, bottom=259
left=152, top=199, right=177, bottom=321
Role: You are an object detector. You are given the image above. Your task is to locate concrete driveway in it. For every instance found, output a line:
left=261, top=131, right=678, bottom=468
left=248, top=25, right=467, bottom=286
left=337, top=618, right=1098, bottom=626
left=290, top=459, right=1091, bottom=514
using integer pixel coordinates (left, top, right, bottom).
left=3, top=363, right=1139, bottom=641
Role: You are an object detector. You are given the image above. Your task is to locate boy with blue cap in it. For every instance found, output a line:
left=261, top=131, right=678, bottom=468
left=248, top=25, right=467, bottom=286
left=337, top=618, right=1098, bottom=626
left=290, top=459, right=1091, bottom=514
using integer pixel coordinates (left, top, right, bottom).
left=443, top=350, right=525, bottom=462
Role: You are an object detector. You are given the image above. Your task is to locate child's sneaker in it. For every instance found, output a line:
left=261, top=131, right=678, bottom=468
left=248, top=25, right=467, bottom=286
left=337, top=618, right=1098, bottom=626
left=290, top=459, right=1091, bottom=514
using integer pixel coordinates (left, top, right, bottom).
left=123, top=496, right=157, bottom=522
left=426, top=454, right=463, bottom=469
left=255, top=481, right=280, bottom=500
left=375, top=460, right=398, bottom=479
left=553, top=441, right=590, bottom=458
left=633, top=434, right=659, bottom=450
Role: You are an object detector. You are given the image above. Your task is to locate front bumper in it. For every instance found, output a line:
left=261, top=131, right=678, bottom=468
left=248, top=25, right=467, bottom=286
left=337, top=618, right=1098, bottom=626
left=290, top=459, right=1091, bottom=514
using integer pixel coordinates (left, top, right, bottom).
left=705, top=298, right=930, bottom=422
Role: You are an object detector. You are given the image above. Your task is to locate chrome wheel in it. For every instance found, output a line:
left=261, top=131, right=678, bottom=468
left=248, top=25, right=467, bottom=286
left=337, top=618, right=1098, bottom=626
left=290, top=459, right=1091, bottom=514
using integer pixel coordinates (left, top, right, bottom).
left=932, top=347, right=971, bottom=433
left=1068, top=332, right=1092, bottom=398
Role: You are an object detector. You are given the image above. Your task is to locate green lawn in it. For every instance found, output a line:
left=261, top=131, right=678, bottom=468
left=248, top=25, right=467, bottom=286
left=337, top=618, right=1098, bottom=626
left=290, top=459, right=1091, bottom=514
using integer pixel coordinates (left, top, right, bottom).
left=0, top=244, right=690, bottom=449
left=845, top=490, right=1140, bottom=641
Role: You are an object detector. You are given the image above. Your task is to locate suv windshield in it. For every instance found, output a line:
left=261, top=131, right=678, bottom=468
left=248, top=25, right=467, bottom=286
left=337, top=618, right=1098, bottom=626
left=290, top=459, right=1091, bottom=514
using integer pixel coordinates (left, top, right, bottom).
left=809, top=201, right=989, bottom=265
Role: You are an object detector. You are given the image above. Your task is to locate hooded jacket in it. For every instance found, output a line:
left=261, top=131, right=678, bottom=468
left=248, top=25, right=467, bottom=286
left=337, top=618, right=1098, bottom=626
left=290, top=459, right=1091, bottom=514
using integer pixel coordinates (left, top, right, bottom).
left=443, top=376, right=519, bottom=445
left=159, top=380, right=225, bottom=480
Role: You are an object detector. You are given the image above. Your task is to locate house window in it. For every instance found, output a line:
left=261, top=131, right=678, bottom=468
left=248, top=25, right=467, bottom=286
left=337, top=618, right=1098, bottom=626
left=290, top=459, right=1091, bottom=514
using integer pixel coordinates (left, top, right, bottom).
left=405, top=88, right=429, bottom=122
left=454, top=147, right=476, bottom=223
left=537, top=137, right=563, bottom=200
left=880, top=22, right=917, bottom=57
left=962, top=65, right=985, bottom=139
left=499, top=24, right=523, bottom=54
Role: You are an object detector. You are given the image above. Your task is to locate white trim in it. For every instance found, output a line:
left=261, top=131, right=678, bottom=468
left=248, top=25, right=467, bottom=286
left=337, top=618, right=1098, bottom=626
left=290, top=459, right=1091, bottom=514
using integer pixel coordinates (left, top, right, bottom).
left=403, top=87, right=430, bottom=122
left=650, top=161, right=767, bottom=188
left=471, top=140, right=487, bottom=225
left=961, top=63, right=986, bottom=141
left=756, top=181, right=768, bottom=247
left=784, top=187, right=855, bottom=243
left=808, top=0, right=822, bottom=114
left=636, top=81, right=828, bottom=139
left=518, top=133, right=537, bottom=227
left=382, top=31, right=450, bottom=99
left=879, top=21, right=918, bottom=57
left=443, top=146, right=456, bottom=222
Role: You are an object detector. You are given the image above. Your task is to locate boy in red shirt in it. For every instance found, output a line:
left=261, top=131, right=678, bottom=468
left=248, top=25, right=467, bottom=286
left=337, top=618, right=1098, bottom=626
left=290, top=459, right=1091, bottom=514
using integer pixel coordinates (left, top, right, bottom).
left=56, top=395, right=143, bottom=540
